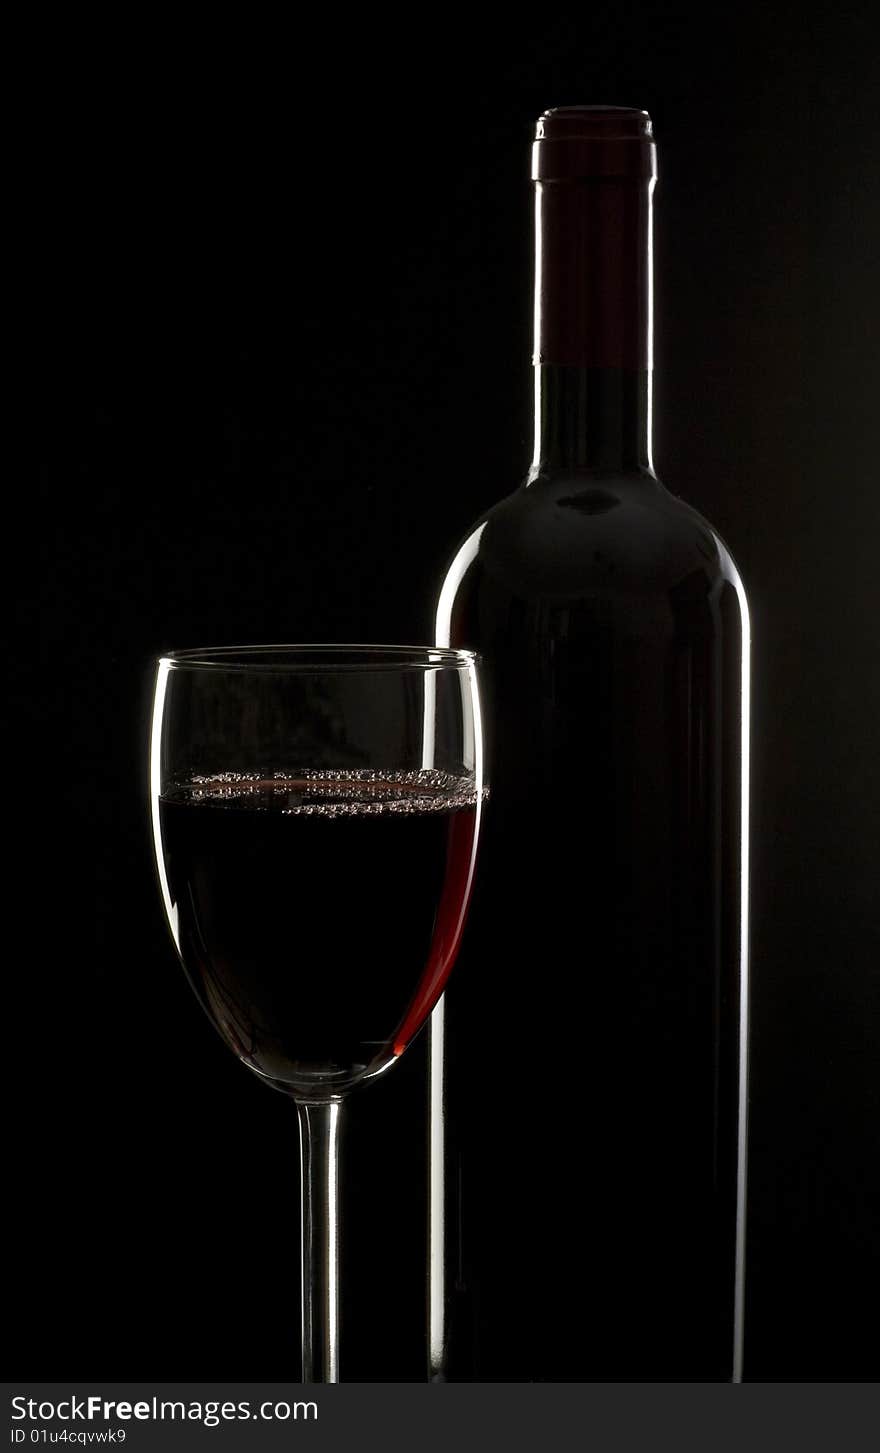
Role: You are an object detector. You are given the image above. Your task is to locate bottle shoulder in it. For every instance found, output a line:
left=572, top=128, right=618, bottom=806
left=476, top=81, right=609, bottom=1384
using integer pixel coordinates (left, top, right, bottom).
left=439, top=469, right=746, bottom=608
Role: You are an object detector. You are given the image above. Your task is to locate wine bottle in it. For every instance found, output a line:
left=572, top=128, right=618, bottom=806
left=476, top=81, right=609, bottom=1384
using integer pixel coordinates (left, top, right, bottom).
left=429, top=107, right=750, bottom=1381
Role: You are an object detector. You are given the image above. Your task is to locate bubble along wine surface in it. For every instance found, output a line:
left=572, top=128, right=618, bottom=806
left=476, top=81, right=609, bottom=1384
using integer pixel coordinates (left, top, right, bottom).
left=430, top=110, right=749, bottom=1380
left=157, top=771, right=483, bottom=1098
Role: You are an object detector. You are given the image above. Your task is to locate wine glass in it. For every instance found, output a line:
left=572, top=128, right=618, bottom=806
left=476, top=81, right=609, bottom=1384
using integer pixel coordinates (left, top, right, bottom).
left=149, top=645, right=486, bottom=1382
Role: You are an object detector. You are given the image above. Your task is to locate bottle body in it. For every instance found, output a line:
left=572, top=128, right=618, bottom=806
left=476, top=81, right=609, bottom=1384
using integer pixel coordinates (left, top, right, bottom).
left=433, top=462, right=749, bottom=1380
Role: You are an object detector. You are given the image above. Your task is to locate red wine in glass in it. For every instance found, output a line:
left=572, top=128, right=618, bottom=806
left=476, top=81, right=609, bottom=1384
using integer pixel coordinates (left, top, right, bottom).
left=158, top=770, right=482, bottom=1096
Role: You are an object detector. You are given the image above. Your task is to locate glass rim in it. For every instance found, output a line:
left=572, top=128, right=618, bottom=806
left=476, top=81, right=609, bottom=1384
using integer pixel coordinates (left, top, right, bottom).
left=157, top=643, right=480, bottom=674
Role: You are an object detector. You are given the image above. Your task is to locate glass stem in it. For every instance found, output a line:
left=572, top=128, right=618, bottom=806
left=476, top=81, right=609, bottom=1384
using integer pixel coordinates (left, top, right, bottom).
left=297, top=1100, right=342, bottom=1383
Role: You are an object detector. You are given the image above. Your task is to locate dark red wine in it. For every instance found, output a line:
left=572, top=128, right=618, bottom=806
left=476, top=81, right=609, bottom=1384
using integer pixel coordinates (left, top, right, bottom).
left=430, top=108, right=749, bottom=1380
left=156, top=770, right=482, bottom=1098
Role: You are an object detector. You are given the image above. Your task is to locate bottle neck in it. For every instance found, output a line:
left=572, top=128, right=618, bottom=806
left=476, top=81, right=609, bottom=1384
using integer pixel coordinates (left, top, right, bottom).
left=531, top=365, right=652, bottom=473
left=530, top=174, right=655, bottom=476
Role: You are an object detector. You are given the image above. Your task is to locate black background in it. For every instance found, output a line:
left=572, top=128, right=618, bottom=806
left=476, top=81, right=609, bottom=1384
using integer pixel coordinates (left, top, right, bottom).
left=25, top=4, right=878, bottom=1381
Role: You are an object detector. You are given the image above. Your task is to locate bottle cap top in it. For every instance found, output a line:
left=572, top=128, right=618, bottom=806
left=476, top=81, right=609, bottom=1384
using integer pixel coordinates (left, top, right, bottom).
left=533, top=106, right=657, bottom=181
